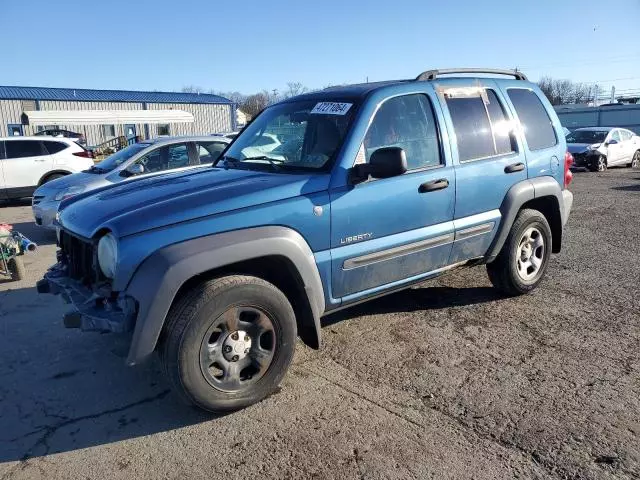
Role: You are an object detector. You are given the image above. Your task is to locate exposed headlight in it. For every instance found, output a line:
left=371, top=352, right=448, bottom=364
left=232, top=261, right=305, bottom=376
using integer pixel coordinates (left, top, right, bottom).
left=54, top=185, right=86, bottom=201
left=97, top=233, right=118, bottom=279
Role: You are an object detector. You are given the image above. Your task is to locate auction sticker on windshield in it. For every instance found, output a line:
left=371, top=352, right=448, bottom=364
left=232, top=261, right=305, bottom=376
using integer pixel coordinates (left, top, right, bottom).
left=311, top=102, right=352, bottom=115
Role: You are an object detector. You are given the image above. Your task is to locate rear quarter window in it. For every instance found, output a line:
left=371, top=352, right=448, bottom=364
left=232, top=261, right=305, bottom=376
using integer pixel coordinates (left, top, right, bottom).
left=507, top=88, right=557, bottom=151
left=42, top=140, right=68, bottom=154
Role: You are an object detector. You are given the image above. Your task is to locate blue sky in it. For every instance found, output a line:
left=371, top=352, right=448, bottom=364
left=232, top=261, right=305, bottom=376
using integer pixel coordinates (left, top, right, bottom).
left=1, top=0, right=639, bottom=96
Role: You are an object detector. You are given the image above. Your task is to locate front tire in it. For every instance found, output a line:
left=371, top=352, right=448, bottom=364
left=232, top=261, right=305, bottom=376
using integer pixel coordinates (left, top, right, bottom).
left=590, top=155, right=607, bottom=172
left=159, top=275, right=297, bottom=412
left=486, top=209, right=552, bottom=296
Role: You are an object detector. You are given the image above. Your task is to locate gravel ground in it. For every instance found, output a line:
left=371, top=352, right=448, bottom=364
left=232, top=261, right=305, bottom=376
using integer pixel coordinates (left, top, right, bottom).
left=0, top=168, right=639, bottom=479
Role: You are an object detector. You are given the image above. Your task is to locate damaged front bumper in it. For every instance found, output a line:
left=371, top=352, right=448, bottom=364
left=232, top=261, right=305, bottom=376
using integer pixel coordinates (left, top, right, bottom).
left=37, top=262, right=137, bottom=334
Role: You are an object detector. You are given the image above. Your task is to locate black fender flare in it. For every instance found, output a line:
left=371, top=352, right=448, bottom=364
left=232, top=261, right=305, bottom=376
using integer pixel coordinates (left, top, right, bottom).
left=486, top=177, right=566, bottom=262
left=124, top=226, right=325, bottom=365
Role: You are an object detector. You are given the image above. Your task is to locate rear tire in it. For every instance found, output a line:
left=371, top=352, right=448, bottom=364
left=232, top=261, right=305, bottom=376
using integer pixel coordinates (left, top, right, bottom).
left=8, top=256, right=26, bottom=281
left=486, top=209, right=552, bottom=296
left=41, top=173, right=65, bottom=185
left=631, top=151, right=640, bottom=169
left=159, top=275, right=297, bottom=412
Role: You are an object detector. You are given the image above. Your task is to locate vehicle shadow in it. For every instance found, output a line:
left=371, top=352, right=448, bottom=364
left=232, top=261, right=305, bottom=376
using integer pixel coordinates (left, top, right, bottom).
left=6, top=221, right=57, bottom=246
left=611, top=184, right=640, bottom=192
left=0, top=286, right=219, bottom=463
left=323, top=285, right=506, bottom=327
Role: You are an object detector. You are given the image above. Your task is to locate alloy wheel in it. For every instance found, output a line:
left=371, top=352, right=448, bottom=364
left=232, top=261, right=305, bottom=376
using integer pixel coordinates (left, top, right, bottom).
left=516, top=227, right=545, bottom=281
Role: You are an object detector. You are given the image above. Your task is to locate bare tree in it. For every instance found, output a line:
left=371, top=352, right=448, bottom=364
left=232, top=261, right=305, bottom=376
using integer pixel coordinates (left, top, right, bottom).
left=181, top=85, right=204, bottom=94
left=537, top=76, right=601, bottom=105
left=283, top=82, right=308, bottom=99
left=240, top=92, right=269, bottom=119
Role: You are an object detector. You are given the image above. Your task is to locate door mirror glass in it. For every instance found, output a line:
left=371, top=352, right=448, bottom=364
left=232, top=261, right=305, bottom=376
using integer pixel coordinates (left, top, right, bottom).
left=351, top=147, right=407, bottom=182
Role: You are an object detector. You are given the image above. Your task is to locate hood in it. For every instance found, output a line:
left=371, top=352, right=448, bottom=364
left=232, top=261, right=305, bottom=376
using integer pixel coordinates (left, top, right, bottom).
left=34, top=171, right=105, bottom=196
left=58, top=167, right=330, bottom=238
left=567, top=143, right=593, bottom=154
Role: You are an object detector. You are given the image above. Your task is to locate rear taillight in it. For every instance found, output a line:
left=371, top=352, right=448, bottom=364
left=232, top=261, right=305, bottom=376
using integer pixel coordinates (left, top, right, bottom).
left=564, top=151, right=574, bottom=187
left=73, top=150, right=94, bottom=159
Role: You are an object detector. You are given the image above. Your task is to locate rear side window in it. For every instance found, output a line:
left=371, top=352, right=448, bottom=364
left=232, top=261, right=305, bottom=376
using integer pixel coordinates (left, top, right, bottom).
left=507, top=89, right=557, bottom=151
left=364, top=94, right=441, bottom=170
left=5, top=140, right=46, bottom=159
left=445, top=89, right=515, bottom=161
left=42, top=141, right=68, bottom=154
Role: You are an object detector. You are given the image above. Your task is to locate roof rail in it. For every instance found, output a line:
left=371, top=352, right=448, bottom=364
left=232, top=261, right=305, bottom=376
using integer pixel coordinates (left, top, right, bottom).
left=415, top=68, right=527, bottom=82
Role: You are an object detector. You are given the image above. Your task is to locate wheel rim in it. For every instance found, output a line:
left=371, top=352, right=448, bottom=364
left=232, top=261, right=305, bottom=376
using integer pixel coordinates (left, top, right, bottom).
left=199, top=306, right=276, bottom=393
left=516, top=226, right=545, bottom=281
left=597, top=156, right=606, bottom=172
left=633, top=153, right=640, bottom=168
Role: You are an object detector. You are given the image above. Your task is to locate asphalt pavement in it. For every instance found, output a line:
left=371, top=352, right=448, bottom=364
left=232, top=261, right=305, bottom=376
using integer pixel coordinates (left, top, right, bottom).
left=0, top=168, right=639, bottom=479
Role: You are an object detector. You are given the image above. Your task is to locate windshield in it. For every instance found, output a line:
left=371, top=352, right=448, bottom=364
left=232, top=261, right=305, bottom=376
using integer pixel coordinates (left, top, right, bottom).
left=566, top=130, right=608, bottom=144
left=94, top=143, right=151, bottom=172
left=217, top=99, right=356, bottom=171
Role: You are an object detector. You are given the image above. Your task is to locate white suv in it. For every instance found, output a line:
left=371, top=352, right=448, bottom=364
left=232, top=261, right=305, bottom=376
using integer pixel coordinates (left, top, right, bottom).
left=0, top=137, right=94, bottom=200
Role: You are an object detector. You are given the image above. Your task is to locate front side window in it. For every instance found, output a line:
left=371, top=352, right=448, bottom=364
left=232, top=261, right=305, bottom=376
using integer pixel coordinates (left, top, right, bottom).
left=610, top=130, right=621, bottom=142
left=135, top=143, right=190, bottom=173
left=198, top=142, right=227, bottom=164
left=219, top=99, right=356, bottom=171
left=507, top=88, right=557, bottom=151
left=5, top=140, right=46, bottom=159
left=619, top=130, right=632, bottom=141
left=363, top=94, right=441, bottom=170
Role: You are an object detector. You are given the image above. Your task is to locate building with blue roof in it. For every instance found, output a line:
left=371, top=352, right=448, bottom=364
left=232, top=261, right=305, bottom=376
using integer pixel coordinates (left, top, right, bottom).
left=0, top=85, right=235, bottom=146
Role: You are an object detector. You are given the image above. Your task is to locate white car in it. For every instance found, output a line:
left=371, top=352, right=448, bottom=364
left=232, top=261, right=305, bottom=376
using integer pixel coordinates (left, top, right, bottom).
left=0, top=137, right=94, bottom=200
left=567, top=127, right=640, bottom=171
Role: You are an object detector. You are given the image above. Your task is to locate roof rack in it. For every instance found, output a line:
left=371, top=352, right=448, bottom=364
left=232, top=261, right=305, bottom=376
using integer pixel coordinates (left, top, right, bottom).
left=415, top=68, right=527, bottom=82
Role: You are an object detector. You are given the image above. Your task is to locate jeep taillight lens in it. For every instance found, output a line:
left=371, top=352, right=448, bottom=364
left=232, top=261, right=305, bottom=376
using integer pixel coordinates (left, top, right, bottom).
left=564, top=151, right=574, bottom=187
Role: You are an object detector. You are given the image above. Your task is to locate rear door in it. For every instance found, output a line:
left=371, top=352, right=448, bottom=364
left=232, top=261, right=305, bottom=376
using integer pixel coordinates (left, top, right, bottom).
left=2, top=140, right=53, bottom=195
left=438, top=80, right=527, bottom=263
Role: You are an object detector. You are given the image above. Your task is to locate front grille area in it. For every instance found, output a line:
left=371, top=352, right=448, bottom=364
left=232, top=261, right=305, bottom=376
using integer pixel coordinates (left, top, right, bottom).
left=59, top=231, right=97, bottom=283
left=32, top=195, right=45, bottom=206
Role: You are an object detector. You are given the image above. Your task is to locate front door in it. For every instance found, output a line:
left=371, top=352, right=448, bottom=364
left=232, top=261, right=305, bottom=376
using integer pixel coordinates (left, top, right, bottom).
left=2, top=140, right=53, bottom=196
left=607, top=129, right=623, bottom=165
left=330, top=93, right=455, bottom=300
left=124, top=124, right=137, bottom=144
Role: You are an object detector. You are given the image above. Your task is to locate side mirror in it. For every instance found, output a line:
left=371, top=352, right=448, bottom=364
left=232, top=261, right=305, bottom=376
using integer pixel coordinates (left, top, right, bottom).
left=605, top=139, right=618, bottom=146
left=351, top=147, right=407, bottom=183
left=123, top=163, right=144, bottom=177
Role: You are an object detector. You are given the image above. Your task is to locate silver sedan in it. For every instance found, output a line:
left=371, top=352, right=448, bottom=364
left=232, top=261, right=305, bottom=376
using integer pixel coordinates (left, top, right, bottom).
left=32, top=136, right=230, bottom=229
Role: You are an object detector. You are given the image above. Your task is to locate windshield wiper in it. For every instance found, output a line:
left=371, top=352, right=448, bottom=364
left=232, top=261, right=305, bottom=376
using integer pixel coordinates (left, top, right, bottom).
left=241, top=156, right=284, bottom=171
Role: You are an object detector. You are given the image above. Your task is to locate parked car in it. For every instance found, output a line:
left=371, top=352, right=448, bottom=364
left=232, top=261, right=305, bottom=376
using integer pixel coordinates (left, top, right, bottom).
left=35, top=129, right=86, bottom=145
left=31, top=136, right=230, bottom=229
left=211, top=131, right=240, bottom=140
left=38, top=68, right=573, bottom=412
left=0, top=137, right=94, bottom=201
left=562, top=126, right=571, bottom=137
left=566, top=127, right=640, bottom=171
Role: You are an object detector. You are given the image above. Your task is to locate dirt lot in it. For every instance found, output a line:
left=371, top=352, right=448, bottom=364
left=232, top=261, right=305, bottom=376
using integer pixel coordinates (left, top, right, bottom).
left=0, top=169, right=639, bottom=480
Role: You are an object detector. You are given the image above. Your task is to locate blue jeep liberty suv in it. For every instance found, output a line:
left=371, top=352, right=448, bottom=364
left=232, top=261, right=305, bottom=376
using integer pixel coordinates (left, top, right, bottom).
left=38, top=68, right=574, bottom=412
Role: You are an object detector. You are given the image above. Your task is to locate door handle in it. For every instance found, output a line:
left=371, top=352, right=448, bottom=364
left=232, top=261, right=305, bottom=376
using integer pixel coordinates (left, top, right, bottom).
left=34, top=158, right=46, bottom=162
left=419, top=178, right=449, bottom=193
left=504, top=162, right=525, bottom=174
